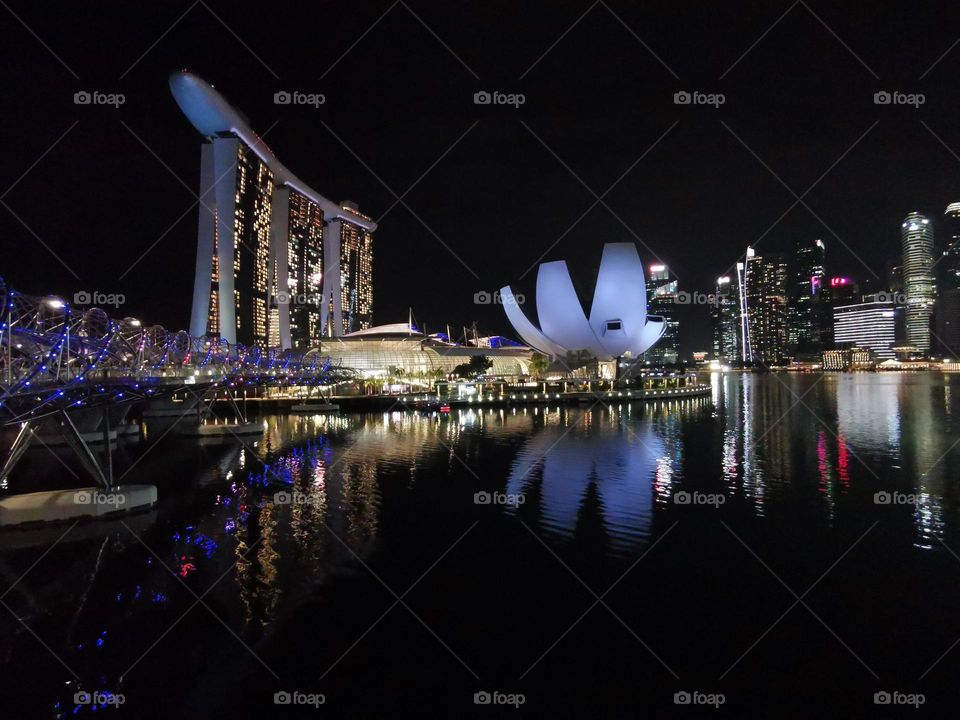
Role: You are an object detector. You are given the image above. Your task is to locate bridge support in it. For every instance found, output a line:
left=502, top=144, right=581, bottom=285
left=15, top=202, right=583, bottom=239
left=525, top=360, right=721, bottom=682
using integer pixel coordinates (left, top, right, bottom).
left=60, top=410, right=113, bottom=489
left=1, top=408, right=123, bottom=491
left=0, top=421, right=34, bottom=487
left=178, top=385, right=263, bottom=437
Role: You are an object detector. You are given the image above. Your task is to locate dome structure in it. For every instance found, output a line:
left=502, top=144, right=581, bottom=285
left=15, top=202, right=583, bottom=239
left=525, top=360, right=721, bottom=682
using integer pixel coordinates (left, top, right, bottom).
left=499, top=242, right=666, bottom=360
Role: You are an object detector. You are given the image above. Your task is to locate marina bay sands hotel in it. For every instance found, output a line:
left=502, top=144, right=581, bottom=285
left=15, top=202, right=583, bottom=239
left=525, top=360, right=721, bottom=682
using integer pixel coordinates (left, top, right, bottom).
left=169, top=70, right=376, bottom=348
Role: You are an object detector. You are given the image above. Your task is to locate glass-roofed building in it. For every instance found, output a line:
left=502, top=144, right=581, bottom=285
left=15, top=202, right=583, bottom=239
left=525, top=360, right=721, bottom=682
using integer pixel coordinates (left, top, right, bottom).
left=318, top=324, right=532, bottom=378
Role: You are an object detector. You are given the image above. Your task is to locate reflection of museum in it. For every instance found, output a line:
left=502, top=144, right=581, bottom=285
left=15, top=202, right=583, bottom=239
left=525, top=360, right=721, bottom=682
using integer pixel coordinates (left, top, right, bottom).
left=504, top=407, right=667, bottom=554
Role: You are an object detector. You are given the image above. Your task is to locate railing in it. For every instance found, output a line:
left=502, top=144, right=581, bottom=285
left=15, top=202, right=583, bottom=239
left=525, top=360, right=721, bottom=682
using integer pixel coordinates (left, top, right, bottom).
left=0, top=277, right=356, bottom=425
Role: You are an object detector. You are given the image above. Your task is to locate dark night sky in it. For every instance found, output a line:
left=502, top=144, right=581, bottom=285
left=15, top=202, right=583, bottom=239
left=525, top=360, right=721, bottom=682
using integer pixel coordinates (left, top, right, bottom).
left=3, top=1, right=960, bottom=354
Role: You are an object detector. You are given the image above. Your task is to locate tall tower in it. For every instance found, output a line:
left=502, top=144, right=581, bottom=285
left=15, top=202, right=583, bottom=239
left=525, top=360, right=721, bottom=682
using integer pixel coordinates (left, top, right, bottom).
left=788, top=238, right=826, bottom=353
left=937, top=203, right=960, bottom=357
left=901, top=211, right=935, bottom=353
left=170, top=70, right=377, bottom=348
left=323, top=201, right=374, bottom=336
left=943, top=203, right=960, bottom=289
left=744, top=247, right=788, bottom=364
left=275, top=189, right=325, bottom=347
left=712, top=275, right=741, bottom=362
left=643, top=264, right=679, bottom=364
left=191, top=138, right=274, bottom=346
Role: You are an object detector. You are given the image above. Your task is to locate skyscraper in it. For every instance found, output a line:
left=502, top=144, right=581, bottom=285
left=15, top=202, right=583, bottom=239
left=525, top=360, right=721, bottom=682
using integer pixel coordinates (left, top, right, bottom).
left=788, top=238, right=826, bottom=353
left=712, top=275, right=741, bottom=362
left=643, top=264, right=679, bottom=364
left=901, top=211, right=935, bottom=353
left=937, top=203, right=960, bottom=357
left=942, top=203, right=960, bottom=288
left=833, top=294, right=897, bottom=360
left=276, top=189, right=325, bottom=346
left=329, top=202, right=374, bottom=335
left=190, top=137, right=275, bottom=347
left=744, top=247, right=788, bottom=364
left=170, top=70, right=377, bottom=348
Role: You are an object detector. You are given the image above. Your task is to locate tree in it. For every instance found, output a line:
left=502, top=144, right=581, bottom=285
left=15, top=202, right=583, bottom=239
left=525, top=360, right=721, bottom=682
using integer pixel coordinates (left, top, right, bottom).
left=528, top=352, right=550, bottom=378
left=452, top=354, right=493, bottom=378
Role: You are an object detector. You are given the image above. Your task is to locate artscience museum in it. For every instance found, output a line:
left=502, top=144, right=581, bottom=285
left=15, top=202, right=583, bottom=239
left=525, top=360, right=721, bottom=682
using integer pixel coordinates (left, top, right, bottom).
left=499, top=243, right=666, bottom=369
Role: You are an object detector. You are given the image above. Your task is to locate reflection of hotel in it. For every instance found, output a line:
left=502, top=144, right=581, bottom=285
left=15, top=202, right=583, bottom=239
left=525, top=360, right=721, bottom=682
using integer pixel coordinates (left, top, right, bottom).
left=170, top=71, right=376, bottom=347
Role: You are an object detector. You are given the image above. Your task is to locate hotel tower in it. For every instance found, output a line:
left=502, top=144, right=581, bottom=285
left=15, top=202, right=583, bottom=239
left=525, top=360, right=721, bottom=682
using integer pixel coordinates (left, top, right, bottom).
left=169, top=70, right=376, bottom=348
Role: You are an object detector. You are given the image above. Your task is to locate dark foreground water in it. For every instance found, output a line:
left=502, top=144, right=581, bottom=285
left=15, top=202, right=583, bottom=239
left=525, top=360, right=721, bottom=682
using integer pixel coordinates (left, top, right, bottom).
left=3, top=372, right=960, bottom=716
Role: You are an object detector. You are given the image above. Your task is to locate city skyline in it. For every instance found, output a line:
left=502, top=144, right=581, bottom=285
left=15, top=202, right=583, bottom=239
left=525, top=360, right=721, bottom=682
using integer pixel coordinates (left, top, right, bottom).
left=5, top=2, right=960, bottom=356
left=8, top=4, right=960, bottom=716
left=170, top=70, right=376, bottom=346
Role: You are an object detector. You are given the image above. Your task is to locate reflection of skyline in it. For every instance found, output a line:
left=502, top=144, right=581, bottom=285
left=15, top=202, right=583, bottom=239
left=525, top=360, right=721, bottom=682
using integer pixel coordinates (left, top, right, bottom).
left=715, top=373, right=767, bottom=515
left=836, top=374, right=901, bottom=459
left=898, top=377, right=945, bottom=549
left=9, top=374, right=960, bottom=716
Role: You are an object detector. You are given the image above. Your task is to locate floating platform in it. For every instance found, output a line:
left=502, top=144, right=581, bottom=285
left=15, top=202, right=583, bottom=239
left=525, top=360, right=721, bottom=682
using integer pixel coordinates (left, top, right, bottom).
left=179, top=421, right=265, bottom=437
left=142, top=404, right=196, bottom=418
left=35, top=422, right=141, bottom=445
left=290, top=403, right=339, bottom=413
left=0, top=485, right=158, bottom=527
left=116, top=422, right=141, bottom=437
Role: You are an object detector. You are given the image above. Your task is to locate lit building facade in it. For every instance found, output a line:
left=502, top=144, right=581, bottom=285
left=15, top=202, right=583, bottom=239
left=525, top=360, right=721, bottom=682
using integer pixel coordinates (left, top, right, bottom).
left=329, top=202, right=374, bottom=335
left=744, top=247, right=788, bottom=364
left=277, top=189, right=325, bottom=347
left=817, top=276, right=859, bottom=349
left=937, top=203, right=960, bottom=358
left=833, top=295, right=897, bottom=360
left=711, top=275, right=741, bottom=362
left=643, top=264, right=679, bottom=364
left=901, top=211, right=935, bottom=353
left=788, top=238, right=826, bottom=353
left=170, top=70, right=377, bottom=348
left=193, top=138, right=274, bottom=346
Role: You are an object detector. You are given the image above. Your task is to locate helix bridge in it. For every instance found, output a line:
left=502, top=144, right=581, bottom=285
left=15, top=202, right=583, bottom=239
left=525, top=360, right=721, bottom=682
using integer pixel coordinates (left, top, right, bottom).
left=0, top=276, right=358, bottom=494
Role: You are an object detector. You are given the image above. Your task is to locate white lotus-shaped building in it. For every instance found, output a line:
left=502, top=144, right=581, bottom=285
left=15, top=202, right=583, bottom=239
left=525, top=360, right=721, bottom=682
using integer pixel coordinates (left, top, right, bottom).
left=500, top=242, right=665, bottom=360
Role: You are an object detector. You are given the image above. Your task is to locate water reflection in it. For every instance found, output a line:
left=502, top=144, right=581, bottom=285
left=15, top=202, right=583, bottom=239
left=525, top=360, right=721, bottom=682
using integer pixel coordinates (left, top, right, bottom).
left=6, top=374, right=960, bottom=716
left=715, top=373, right=767, bottom=515
left=836, top=374, right=901, bottom=458
left=505, top=405, right=672, bottom=556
